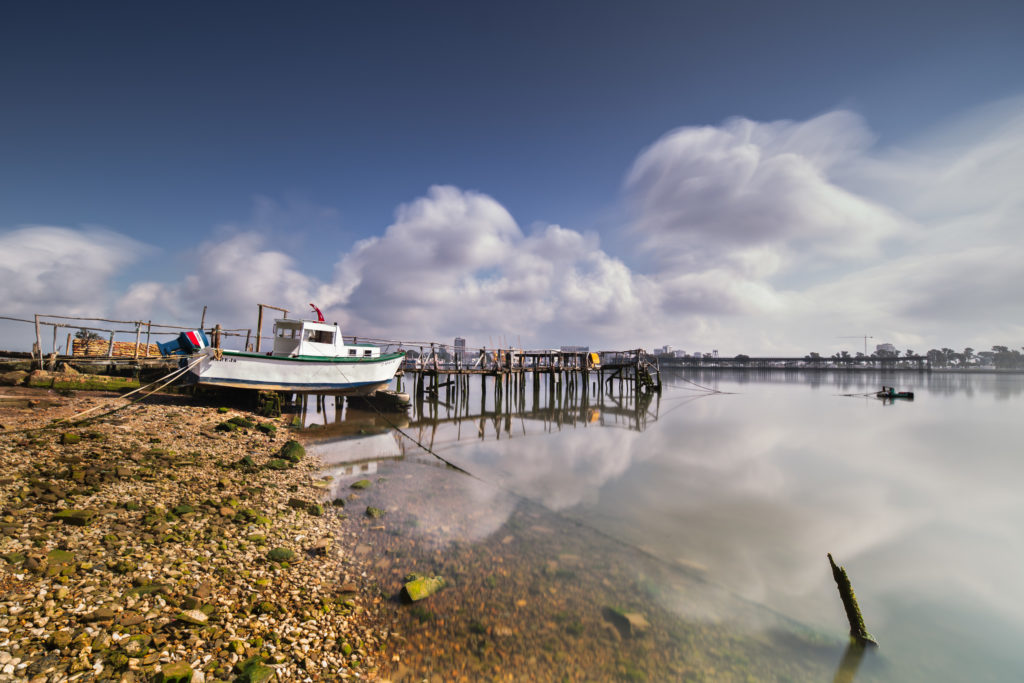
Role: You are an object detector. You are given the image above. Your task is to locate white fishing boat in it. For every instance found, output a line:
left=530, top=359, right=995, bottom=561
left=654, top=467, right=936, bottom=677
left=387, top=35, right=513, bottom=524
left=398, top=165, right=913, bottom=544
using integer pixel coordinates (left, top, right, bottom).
left=191, top=317, right=404, bottom=394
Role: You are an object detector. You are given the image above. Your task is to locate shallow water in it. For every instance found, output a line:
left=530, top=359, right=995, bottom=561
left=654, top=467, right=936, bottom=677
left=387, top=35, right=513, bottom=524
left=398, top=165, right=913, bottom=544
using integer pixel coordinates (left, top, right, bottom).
left=304, top=370, right=1024, bottom=681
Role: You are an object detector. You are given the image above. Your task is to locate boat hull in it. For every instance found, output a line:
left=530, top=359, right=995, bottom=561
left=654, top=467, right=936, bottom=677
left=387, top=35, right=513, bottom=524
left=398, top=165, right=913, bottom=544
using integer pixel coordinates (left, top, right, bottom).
left=194, top=349, right=404, bottom=394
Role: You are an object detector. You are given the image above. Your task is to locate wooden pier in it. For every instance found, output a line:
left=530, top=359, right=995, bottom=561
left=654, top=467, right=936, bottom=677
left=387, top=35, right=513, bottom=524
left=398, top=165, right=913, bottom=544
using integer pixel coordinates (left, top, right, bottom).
left=396, top=348, right=663, bottom=410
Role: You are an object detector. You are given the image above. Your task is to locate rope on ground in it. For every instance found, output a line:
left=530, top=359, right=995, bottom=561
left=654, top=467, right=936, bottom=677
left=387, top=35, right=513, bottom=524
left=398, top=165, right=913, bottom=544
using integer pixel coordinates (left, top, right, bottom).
left=0, top=355, right=205, bottom=436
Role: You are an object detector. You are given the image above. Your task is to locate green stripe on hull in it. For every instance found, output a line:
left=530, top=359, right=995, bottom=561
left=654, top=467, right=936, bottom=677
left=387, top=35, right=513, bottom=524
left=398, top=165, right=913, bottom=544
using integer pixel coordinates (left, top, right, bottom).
left=220, top=350, right=405, bottom=364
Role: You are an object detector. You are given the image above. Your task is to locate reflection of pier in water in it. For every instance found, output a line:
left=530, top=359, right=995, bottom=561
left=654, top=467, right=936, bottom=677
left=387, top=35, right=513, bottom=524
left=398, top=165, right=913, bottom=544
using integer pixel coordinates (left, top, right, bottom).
left=301, top=368, right=661, bottom=463
left=402, top=368, right=661, bottom=450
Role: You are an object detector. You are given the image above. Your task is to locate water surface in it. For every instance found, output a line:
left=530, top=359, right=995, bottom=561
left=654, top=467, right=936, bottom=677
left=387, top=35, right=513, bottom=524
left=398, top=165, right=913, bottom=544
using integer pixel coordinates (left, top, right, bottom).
left=305, top=370, right=1024, bottom=681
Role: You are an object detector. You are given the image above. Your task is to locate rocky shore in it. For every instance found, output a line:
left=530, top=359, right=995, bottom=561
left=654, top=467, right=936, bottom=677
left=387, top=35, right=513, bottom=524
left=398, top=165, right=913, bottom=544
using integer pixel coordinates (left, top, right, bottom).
left=0, top=388, right=394, bottom=682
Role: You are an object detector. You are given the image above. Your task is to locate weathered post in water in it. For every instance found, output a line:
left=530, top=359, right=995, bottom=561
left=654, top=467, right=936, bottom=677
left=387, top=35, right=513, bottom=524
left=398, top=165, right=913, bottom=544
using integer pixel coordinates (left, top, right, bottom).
left=828, top=553, right=877, bottom=646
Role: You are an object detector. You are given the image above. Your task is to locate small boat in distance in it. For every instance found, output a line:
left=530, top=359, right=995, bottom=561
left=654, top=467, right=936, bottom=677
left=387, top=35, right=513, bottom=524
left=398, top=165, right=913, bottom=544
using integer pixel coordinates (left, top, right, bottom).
left=190, top=317, right=404, bottom=394
left=877, top=386, right=914, bottom=400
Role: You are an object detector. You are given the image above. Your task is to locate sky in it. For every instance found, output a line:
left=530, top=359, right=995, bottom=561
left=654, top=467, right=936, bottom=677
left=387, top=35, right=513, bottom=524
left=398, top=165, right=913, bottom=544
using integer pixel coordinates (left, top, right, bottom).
left=2, top=0, right=1024, bottom=356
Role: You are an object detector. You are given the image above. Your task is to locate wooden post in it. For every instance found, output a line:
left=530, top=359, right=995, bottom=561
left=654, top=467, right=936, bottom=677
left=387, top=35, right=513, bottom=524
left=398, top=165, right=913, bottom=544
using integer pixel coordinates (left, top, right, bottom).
left=65, top=333, right=72, bottom=357
left=245, top=329, right=252, bottom=351
left=106, top=330, right=116, bottom=358
left=200, top=305, right=207, bottom=330
left=145, top=321, right=152, bottom=357
left=33, top=314, right=42, bottom=369
left=134, top=321, right=142, bottom=359
left=828, top=553, right=877, bottom=646
left=256, top=305, right=264, bottom=352
left=214, top=324, right=222, bottom=350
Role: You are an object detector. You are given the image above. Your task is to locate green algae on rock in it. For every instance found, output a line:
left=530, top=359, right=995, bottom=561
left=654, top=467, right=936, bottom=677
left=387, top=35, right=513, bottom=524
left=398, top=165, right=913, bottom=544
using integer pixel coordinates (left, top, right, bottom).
left=401, top=573, right=447, bottom=602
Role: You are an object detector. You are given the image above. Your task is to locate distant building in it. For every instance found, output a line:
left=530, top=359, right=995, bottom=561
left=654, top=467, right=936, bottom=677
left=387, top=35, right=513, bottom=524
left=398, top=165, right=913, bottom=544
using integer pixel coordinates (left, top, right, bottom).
left=560, top=345, right=589, bottom=353
left=876, top=343, right=896, bottom=354
left=673, top=350, right=687, bottom=358
left=693, top=352, right=702, bottom=359
left=454, top=337, right=466, bottom=364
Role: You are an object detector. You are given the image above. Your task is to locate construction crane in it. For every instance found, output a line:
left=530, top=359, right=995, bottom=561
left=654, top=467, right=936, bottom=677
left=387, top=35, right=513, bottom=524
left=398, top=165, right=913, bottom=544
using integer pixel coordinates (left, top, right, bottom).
left=839, top=335, right=874, bottom=356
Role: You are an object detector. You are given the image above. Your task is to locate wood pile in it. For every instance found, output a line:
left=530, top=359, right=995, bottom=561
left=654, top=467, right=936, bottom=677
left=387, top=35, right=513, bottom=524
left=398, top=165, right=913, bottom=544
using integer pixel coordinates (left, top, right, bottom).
left=71, top=339, right=160, bottom=357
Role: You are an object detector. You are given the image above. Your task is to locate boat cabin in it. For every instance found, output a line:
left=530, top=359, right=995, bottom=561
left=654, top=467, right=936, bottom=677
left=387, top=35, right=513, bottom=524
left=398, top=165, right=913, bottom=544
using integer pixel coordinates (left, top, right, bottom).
left=271, top=319, right=380, bottom=359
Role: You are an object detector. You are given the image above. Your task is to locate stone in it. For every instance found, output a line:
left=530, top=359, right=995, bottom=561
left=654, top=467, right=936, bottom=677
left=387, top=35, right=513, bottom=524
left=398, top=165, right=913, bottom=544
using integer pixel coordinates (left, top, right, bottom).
left=1, top=551, right=25, bottom=565
left=401, top=573, right=446, bottom=602
left=60, top=432, right=81, bottom=445
left=267, top=547, right=295, bottom=563
left=0, top=370, right=28, bottom=386
left=350, top=479, right=372, bottom=489
left=52, top=508, right=97, bottom=526
left=265, top=458, right=290, bottom=470
left=279, top=440, right=305, bottom=463
left=365, top=506, right=385, bottom=518
left=176, top=609, right=209, bottom=626
left=156, top=661, right=194, bottom=682
left=601, top=606, right=650, bottom=638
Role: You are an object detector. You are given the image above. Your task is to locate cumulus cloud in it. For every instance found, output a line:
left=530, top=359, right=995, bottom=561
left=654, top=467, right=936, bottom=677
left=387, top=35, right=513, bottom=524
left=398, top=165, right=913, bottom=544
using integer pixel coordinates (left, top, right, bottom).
left=329, top=185, right=651, bottom=347
left=626, top=111, right=910, bottom=269
left=117, top=231, right=319, bottom=331
left=0, top=226, right=147, bottom=316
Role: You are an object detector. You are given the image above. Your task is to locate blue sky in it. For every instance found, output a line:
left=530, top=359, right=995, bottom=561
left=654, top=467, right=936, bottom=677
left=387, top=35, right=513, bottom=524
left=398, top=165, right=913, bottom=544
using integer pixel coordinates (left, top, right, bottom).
left=2, top=1, right=1024, bottom=354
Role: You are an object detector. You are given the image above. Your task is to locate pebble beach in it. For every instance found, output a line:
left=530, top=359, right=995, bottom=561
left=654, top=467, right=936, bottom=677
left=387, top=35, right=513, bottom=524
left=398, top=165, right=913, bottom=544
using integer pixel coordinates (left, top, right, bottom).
left=0, top=386, right=394, bottom=682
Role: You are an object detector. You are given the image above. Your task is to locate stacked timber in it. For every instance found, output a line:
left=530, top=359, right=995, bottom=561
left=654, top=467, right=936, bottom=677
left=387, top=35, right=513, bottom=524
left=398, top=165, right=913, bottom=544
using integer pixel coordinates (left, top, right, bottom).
left=71, top=340, right=160, bottom=357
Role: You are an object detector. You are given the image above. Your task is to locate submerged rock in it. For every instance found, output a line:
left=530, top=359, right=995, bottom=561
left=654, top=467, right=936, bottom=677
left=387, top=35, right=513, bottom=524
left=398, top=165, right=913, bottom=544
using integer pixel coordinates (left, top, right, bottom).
left=401, top=573, right=446, bottom=602
left=601, top=606, right=650, bottom=638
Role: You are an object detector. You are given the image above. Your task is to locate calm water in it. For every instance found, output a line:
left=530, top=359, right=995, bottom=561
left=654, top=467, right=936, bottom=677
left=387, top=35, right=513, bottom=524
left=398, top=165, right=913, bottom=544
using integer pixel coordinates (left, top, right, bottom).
left=303, top=370, right=1024, bottom=681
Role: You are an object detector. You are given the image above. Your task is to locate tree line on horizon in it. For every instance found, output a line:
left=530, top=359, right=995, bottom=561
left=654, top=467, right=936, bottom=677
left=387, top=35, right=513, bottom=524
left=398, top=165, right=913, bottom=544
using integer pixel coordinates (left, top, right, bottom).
left=793, top=346, right=1024, bottom=369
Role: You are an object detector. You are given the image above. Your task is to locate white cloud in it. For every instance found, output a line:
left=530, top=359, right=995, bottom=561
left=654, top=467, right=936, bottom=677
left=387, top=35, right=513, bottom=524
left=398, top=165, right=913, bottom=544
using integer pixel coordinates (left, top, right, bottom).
left=329, top=185, right=651, bottom=347
left=0, top=226, right=147, bottom=315
left=117, top=231, right=319, bottom=335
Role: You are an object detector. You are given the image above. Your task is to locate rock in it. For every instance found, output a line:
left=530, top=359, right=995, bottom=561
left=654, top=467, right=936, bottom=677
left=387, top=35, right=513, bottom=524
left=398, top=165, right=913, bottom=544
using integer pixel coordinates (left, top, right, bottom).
left=52, top=508, right=97, bottom=526
left=87, top=606, right=117, bottom=622
left=1, top=551, right=25, bottom=565
left=267, top=547, right=296, bottom=563
left=228, top=416, right=256, bottom=430
left=601, top=606, right=650, bottom=638
left=176, top=609, right=209, bottom=626
left=365, top=506, right=385, bottom=519
left=48, top=629, right=73, bottom=650
left=279, top=440, right=305, bottom=463
left=310, top=538, right=332, bottom=556
left=265, top=458, right=290, bottom=470
left=350, top=479, right=372, bottom=490
left=0, top=370, right=28, bottom=386
left=60, top=432, right=81, bottom=445
left=156, top=661, right=194, bottom=682
left=237, top=663, right=275, bottom=683
left=401, top=573, right=446, bottom=602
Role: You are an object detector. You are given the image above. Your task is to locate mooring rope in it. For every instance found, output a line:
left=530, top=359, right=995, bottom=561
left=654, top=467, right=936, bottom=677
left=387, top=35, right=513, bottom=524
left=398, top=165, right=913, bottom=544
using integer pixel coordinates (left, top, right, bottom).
left=0, top=355, right=205, bottom=436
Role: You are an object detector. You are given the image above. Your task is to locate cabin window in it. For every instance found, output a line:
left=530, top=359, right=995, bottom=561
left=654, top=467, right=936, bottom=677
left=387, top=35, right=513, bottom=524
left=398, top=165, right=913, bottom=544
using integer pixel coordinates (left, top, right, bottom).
left=363, top=349, right=372, bottom=357
left=348, top=349, right=357, bottom=356
left=308, top=330, right=334, bottom=344
left=277, top=327, right=298, bottom=339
